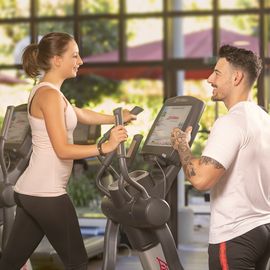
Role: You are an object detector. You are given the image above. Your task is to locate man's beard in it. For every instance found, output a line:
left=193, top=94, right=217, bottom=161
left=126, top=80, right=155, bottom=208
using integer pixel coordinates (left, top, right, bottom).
left=211, top=88, right=223, bottom=102
left=211, top=95, right=221, bottom=101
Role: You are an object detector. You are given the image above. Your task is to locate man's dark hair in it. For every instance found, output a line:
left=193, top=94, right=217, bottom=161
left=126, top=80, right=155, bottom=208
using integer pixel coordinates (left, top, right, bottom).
left=219, top=44, right=262, bottom=87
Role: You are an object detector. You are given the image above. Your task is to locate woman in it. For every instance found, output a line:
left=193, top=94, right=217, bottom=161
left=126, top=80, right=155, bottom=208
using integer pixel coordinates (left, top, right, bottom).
left=0, top=32, right=135, bottom=270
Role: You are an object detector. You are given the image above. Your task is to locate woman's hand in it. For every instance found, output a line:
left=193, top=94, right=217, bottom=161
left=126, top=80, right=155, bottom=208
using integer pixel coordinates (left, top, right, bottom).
left=102, top=125, right=128, bottom=154
left=123, top=109, right=137, bottom=124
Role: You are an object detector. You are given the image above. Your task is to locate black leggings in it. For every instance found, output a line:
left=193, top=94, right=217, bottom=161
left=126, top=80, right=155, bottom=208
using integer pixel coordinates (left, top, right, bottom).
left=209, top=223, right=270, bottom=270
left=0, top=192, right=88, bottom=270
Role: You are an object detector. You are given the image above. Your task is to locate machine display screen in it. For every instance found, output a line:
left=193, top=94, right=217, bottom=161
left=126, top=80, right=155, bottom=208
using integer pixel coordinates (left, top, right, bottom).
left=146, top=105, right=192, bottom=147
left=6, top=111, right=29, bottom=144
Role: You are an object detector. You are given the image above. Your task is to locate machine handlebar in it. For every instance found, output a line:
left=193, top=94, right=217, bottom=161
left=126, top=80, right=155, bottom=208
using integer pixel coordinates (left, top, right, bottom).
left=0, top=106, right=15, bottom=184
left=0, top=106, right=14, bottom=141
left=95, top=106, right=145, bottom=198
left=113, top=107, right=150, bottom=200
left=99, top=106, right=144, bottom=145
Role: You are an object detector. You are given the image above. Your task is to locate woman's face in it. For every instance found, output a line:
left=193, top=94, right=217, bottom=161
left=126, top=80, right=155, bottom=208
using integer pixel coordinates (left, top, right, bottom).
left=58, top=39, right=83, bottom=79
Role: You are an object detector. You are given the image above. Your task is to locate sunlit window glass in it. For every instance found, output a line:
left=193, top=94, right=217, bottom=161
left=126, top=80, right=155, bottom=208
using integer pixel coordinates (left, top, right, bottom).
left=37, top=0, right=74, bottom=16
left=219, top=15, right=259, bottom=54
left=80, top=0, right=119, bottom=14
left=265, top=65, right=270, bottom=112
left=266, top=0, right=270, bottom=8
left=80, top=19, right=119, bottom=62
left=0, top=69, right=31, bottom=116
left=126, top=18, right=163, bottom=61
left=168, top=16, right=212, bottom=58
left=265, top=15, right=270, bottom=57
left=219, top=0, right=259, bottom=9
left=169, top=0, right=212, bottom=11
left=0, top=0, right=30, bottom=18
left=126, top=0, right=162, bottom=13
left=38, top=22, right=74, bottom=37
left=0, top=24, right=29, bottom=65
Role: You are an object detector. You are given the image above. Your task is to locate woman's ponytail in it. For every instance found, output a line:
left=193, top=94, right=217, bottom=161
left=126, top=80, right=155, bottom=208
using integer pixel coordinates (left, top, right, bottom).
left=22, top=44, right=40, bottom=78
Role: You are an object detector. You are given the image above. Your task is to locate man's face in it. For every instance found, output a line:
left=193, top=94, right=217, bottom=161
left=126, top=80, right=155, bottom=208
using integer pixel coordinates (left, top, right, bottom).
left=207, top=58, right=234, bottom=102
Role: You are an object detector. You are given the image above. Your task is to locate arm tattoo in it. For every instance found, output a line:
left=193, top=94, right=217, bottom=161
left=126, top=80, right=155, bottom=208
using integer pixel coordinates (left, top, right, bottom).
left=200, top=156, right=225, bottom=170
left=171, top=128, right=225, bottom=183
left=177, top=143, right=196, bottom=179
left=171, top=129, right=196, bottom=179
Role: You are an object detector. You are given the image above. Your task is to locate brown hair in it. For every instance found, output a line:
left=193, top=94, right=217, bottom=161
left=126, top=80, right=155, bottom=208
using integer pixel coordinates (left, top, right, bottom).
left=219, top=44, right=262, bottom=87
left=22, top=32, right=74, bottom=78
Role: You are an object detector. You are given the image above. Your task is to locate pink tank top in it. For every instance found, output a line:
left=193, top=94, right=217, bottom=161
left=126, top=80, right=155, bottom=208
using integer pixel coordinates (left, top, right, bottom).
left=14, top=82, right=77, bottom=196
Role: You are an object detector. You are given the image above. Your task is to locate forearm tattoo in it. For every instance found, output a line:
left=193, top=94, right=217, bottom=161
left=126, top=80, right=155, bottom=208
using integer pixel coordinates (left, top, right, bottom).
left=177, top=144, right=195, bottom=179
left=200, top=156, right=225, bottom=170
left=171, top=129, right=225, bottom=180
left=171, top=129, right=195, bottom=179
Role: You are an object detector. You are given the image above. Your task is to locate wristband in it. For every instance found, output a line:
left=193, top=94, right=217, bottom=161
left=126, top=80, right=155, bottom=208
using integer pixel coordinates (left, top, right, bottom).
left=97, top=142, right=105, bottom=156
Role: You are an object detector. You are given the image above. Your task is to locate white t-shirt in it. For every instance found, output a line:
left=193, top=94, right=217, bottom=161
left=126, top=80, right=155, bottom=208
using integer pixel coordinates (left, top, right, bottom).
left=202, top=101, right=270, bottom=244
left=14, top=82, right=77, bottom=197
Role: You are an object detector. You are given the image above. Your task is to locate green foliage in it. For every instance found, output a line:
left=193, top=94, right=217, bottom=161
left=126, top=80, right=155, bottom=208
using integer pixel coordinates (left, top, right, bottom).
left=236, top=0, right=259, bottom=8
left=37, top=0, right=74, bottom=16
left=0, top=116, right=3, bottom=131
left=80, top=19, right=118, bottom=57
left=0, top=0, right=25, bottom=18
left=191, top=129, right=209, bottom=157
left=62, top=75, right=121, bottom=107
left=230, top=0, right=260, bottom=37
left=67, top=172, right=100, bottom=208
left=81, top=0, right=118, bottom=14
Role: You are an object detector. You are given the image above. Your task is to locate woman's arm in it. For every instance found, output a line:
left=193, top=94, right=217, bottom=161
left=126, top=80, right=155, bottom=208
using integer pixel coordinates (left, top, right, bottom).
left=73, top=106, right=136, bottom=125
left=36, top=89, right=127, bottom=160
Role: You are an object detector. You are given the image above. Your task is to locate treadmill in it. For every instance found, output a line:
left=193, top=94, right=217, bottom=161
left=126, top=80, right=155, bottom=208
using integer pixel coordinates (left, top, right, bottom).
left=0, top=104, right=104, bottom=269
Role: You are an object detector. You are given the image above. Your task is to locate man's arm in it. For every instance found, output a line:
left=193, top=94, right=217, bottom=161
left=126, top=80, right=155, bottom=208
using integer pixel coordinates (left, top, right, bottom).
left=171, top=127, right=225, bottom=191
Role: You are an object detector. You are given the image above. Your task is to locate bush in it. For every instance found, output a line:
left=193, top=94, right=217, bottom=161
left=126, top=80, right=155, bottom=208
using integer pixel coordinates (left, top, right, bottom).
left=67, top=173, right=100, bottom=208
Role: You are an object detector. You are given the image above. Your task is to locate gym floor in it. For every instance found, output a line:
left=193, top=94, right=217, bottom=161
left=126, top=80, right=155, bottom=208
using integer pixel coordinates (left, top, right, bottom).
left=31, top=214, right=209, bottom=270
left=86, top=215, right=209, bottom=270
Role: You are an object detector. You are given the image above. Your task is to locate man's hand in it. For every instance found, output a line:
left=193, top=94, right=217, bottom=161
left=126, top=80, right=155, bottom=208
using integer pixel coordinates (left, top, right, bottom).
left=171, top=126, right=193, bottom=150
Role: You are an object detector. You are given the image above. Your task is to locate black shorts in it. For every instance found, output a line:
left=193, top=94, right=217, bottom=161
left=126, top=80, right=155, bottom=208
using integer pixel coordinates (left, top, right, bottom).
left=208, top=223, right=270, bottom=270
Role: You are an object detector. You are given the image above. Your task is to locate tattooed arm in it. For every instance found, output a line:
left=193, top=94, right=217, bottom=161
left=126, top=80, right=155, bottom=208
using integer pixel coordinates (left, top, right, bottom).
left=171, top=127, right=225, bottom=191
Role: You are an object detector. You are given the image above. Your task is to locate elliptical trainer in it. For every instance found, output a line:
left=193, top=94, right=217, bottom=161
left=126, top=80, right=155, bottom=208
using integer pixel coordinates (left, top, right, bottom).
left=95, top=96, right=205, bottom=270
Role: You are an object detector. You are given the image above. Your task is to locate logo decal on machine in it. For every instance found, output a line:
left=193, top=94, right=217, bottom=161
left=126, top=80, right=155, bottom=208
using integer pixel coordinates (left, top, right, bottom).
left=156, top=257, right=169, bottom=270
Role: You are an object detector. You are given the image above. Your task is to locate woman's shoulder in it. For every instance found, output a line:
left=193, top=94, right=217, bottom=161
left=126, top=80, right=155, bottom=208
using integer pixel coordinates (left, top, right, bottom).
left=33, top=82, right=61, bottom=97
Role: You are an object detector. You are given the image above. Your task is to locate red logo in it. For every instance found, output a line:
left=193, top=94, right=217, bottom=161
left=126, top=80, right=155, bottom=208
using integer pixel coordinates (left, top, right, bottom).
left=156, top=257, right=169, bottom=270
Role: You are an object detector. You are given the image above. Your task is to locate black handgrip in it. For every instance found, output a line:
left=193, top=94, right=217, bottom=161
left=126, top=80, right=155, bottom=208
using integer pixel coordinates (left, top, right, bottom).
left=0, top=106, right=14, bottom=140
left=126, top=134, right=143, bottom=168
left=99, top=106, right=143, bottom=144
left=130, top=106, right=144, bottom=115
left=114, top=107, right=123, bottom=126
left=113, top=108, right=125, bottom=156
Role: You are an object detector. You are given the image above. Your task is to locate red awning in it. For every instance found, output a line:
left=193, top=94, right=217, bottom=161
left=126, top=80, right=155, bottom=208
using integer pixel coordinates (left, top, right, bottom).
left=0, top=73, right=28, bottom=85
left=79, top=29, right=261, bottom=80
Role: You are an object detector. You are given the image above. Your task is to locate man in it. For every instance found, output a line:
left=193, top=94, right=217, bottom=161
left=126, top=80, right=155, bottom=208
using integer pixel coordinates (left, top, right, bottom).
left=171, top=44, right=270, bottom=269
